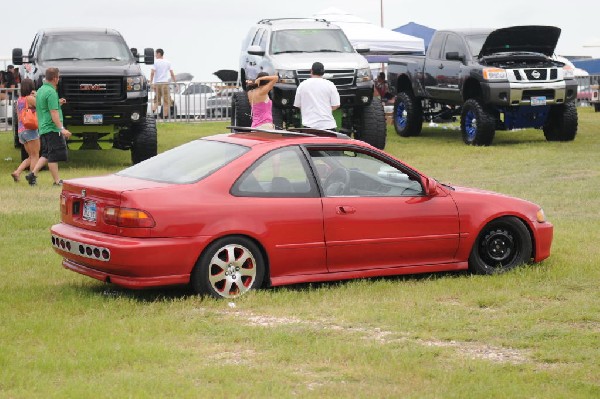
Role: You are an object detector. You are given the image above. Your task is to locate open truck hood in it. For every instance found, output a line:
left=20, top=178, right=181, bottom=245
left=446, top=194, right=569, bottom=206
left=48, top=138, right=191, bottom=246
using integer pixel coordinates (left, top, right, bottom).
left=479, top=25, right=561, bottom=57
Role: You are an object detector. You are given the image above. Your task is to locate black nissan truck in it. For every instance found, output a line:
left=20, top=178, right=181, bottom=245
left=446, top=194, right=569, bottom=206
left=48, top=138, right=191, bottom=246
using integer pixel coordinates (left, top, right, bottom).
left=13, top=28, right=157, bottom=163
left=387, top=25, right=578, bottom=145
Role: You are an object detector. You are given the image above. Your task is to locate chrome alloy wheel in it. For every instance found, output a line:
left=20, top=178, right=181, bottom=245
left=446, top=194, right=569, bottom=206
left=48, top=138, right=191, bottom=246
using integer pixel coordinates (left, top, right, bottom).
left=208, top=244, right=257, bottom=298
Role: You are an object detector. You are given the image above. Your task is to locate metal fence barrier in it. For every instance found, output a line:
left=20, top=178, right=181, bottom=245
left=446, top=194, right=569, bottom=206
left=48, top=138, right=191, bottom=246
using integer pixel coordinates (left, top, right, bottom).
left=0, top=88, right=18, bottom=132
left=148, top=81, right=240, bottom=122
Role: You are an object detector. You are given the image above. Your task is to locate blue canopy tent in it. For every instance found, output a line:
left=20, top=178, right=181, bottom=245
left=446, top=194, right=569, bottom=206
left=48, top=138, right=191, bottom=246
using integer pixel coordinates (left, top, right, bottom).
left=393, top=22, right=436, bottom=50
left=572, top=58, right=600, bottom=74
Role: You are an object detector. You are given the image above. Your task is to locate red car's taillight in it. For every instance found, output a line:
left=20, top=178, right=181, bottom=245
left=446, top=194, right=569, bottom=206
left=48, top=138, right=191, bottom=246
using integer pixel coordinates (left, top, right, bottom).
left=60, top=194, right=68, bottom=215
left=103, top=207, right=156, bottom=228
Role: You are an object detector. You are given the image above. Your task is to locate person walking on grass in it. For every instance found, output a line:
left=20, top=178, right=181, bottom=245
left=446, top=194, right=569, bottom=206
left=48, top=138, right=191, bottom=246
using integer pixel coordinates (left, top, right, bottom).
left=246, top=72, right=278, bottom=129
left=150, top=48, right=177, bottom=119
left=293, top=61, right=340, bottom=131
left=26, top=67, right=71, bottom=186
left=11, top=79, right=40, bottom=182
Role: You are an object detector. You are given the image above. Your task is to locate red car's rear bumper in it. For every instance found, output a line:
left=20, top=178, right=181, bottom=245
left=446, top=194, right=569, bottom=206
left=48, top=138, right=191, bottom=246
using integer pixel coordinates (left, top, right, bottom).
left=51, top=223, right=211, bottom=288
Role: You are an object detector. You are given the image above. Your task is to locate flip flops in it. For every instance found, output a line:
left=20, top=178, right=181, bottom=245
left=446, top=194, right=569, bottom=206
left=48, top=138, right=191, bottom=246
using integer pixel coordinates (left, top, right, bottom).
left=10, top=172, right=19, bottom=182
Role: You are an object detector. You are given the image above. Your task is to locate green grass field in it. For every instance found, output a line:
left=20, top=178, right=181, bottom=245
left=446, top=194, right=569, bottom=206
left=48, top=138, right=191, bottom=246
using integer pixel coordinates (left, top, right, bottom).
left=1, top=110, right=599, bottom=398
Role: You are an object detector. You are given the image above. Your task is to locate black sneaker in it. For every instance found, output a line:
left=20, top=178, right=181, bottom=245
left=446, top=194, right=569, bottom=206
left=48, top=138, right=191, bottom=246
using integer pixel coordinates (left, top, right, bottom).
left=25, top=172, right=37, bottom=186
left=53, top=180, right=63, bottom=186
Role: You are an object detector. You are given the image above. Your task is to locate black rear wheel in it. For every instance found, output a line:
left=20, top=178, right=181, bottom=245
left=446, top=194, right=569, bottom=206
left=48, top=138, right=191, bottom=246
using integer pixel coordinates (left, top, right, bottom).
left=130, top=117, right=158, bottom=164
left=354, top=100, right=387, bottom=149
left=231, top=92, right=251, bottom=131
left=543, top=102, right=578, bottom=141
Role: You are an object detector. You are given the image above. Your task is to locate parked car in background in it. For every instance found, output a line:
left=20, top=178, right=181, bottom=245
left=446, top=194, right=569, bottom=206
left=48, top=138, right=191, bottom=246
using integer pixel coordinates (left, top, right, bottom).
left=51, top=128, right=553, bottom=299
left=206, top=87, right=241, bottom=118
left=174, top=82, right=215, bottom=119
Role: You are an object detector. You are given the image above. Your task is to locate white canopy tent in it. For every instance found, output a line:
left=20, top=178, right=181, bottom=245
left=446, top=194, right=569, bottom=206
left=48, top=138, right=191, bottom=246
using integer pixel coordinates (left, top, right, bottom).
left=312, top=7, right=425, bottom=61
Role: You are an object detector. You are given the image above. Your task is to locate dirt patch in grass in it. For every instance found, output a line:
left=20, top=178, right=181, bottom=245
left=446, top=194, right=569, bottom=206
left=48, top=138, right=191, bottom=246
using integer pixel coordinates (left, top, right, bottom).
left=224, top=309, right=532, bottom=365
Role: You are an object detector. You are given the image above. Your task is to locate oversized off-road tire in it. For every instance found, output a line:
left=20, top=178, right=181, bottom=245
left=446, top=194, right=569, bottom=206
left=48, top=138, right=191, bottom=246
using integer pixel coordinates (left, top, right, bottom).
left=594, top=103, right=600, bottom=112
left=543, top=102, right=578, bottom=141
left=354, top=100, right=387, bottom=149
left=272, top=106, right=285, bottom=129
left=469, top=216, right=532, bottom=275
left=130, top=117, right=157, bottom=164
left=230, top=91, right=251, bottom=130
left=191, top=236, right=265, bottom=299
left=460, top=98, right=496, bottom=146
left=393, top=91, right=423, bottom=137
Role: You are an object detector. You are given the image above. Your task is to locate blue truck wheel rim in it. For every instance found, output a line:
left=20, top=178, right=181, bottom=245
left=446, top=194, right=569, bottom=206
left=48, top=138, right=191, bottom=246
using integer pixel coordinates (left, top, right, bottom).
left=396, top=101, right=407, bottom=129
left=465, top=110, right=477, bottom=140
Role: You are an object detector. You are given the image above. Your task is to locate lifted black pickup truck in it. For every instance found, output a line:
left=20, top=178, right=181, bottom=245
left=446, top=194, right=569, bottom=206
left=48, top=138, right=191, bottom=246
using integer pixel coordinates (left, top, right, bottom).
left=13, top=28, right=157, bottom=163
left=388, top=25, right=578, bottom=145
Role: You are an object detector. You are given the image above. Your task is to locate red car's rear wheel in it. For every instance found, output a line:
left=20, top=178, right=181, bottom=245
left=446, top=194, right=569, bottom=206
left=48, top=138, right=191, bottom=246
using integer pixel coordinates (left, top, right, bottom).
left=191, top=236, right=265, bottom=299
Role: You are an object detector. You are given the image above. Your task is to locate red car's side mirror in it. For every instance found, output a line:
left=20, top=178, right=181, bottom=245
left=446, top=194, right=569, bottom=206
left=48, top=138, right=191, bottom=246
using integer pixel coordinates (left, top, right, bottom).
left=423, top=177, right=438, bottom=196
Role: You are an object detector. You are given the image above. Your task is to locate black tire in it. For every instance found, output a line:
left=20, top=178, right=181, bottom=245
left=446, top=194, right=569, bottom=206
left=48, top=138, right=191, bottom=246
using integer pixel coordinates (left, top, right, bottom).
left=191, top=236, right=265, bottom=299
left=393, top=91, right=423, bottom=137
left=230, top=91, right=251, bottom=131
left=543, top=102, right=578, bottom=141
left=354, top=100, right=387, bottom=149
left=130, top=117, right=158, bottom=164
left=272, top=106, right=285, bottom=129
left=460, top=98, right=496, bottom=146
left=594, top=103, right=600, bottom=112
left=468, top=216, right=532, bottom=275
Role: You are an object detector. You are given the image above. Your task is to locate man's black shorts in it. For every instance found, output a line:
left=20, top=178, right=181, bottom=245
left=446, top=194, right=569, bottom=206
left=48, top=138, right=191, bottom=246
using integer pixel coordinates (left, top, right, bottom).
left=40, top=132, right=68, bottom=162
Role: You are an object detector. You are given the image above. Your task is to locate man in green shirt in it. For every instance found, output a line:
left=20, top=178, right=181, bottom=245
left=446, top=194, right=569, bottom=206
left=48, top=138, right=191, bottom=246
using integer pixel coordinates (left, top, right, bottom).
left=26, top=67, right=72, bottom=186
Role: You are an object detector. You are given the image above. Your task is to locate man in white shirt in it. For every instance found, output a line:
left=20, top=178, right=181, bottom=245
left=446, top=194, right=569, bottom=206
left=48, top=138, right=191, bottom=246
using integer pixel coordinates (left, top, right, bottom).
left=294, top=62, right=340, bottom=130
left=149, top=48, right=176, bottom=118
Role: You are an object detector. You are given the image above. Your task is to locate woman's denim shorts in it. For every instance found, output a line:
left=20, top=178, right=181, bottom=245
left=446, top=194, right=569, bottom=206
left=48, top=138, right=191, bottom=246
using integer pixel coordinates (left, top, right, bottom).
left=18, top=129, right=40, bottom=144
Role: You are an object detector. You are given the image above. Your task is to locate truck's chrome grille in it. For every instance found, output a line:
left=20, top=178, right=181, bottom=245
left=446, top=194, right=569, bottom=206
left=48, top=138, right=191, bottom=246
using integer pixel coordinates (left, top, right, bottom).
left=60, top=77, right=124, bottom=102
left=296, top=69, right=355, bottom=87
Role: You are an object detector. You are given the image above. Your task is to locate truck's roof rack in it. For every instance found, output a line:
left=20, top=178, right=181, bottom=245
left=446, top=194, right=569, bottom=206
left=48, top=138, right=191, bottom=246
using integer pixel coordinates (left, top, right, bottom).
left=228, top=126, right=350, bottom=140
left=257, top=18, right=330, bottom=26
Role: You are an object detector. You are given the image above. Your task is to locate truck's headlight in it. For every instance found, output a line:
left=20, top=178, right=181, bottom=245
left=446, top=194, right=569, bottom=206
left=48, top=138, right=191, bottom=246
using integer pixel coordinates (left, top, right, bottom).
left=482, top=68, right=507, bottom=80
left=356, top=68, right=372, bottom=83
left=563, top=66, right=575, bottom=79
left=127, top=75, right=145, bottom=91
left=277, top=70, right=295, bottom=84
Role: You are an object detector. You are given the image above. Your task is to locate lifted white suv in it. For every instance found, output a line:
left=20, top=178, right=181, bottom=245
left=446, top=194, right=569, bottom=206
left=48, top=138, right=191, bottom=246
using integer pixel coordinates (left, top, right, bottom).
left=233, top=18, right=386, bottom=149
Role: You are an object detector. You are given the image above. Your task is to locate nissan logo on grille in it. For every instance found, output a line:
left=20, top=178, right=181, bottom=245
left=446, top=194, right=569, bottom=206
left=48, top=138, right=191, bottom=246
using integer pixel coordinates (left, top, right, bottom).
left=531, top=70, right=541, bottom=79
left=80, top=83, right=107, bottom=91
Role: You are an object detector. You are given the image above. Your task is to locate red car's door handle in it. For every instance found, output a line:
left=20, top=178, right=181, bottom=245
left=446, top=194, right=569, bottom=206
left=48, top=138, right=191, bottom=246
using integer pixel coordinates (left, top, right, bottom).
left=336, top=206, right=356, bottom=215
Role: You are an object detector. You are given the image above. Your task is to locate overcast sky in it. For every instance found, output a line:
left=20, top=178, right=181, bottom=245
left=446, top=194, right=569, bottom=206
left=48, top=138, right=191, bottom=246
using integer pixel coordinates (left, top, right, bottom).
left=2, top=0, right=599, bottom=81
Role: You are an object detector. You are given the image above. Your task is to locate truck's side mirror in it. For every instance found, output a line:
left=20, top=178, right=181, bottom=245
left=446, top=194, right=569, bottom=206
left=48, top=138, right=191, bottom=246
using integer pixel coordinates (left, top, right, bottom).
left=446, top=52, right=464, bottom=62
left=12, top=48, right=23, bottom=65
left=247, top=45, right=265, bottom=56
left=355, top=44, right=370, bottom=54
left=143, top=48, right=154, bottom=64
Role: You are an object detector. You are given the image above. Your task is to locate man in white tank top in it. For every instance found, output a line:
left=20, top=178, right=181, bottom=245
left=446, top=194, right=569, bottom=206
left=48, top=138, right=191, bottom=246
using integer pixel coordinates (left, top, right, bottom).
left=293, top=62, right=340, bottom=130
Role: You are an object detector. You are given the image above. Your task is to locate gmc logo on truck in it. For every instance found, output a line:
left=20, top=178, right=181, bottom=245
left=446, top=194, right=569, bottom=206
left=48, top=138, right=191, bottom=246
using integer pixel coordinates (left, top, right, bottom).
left=80, top=83, right=107, bottom=91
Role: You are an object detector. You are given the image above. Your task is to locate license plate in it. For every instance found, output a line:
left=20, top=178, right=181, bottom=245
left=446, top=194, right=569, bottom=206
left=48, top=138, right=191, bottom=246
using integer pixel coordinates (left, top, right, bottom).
left=82, top=201, right=97, bottom=222
left=531, top=96, right=547, bottom=106
left=84, top=114, right=103, bottom=124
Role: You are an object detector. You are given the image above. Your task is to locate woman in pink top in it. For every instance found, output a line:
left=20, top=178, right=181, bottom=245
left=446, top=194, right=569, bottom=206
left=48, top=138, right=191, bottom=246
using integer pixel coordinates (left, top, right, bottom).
left=11, top=79, right=40, bottom=182
left=246, top=72, right=278, bottom=129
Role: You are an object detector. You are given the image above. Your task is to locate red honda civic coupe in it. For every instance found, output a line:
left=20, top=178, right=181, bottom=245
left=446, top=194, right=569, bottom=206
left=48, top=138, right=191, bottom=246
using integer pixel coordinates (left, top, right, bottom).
left=51, top=129, right=553, bottom=299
